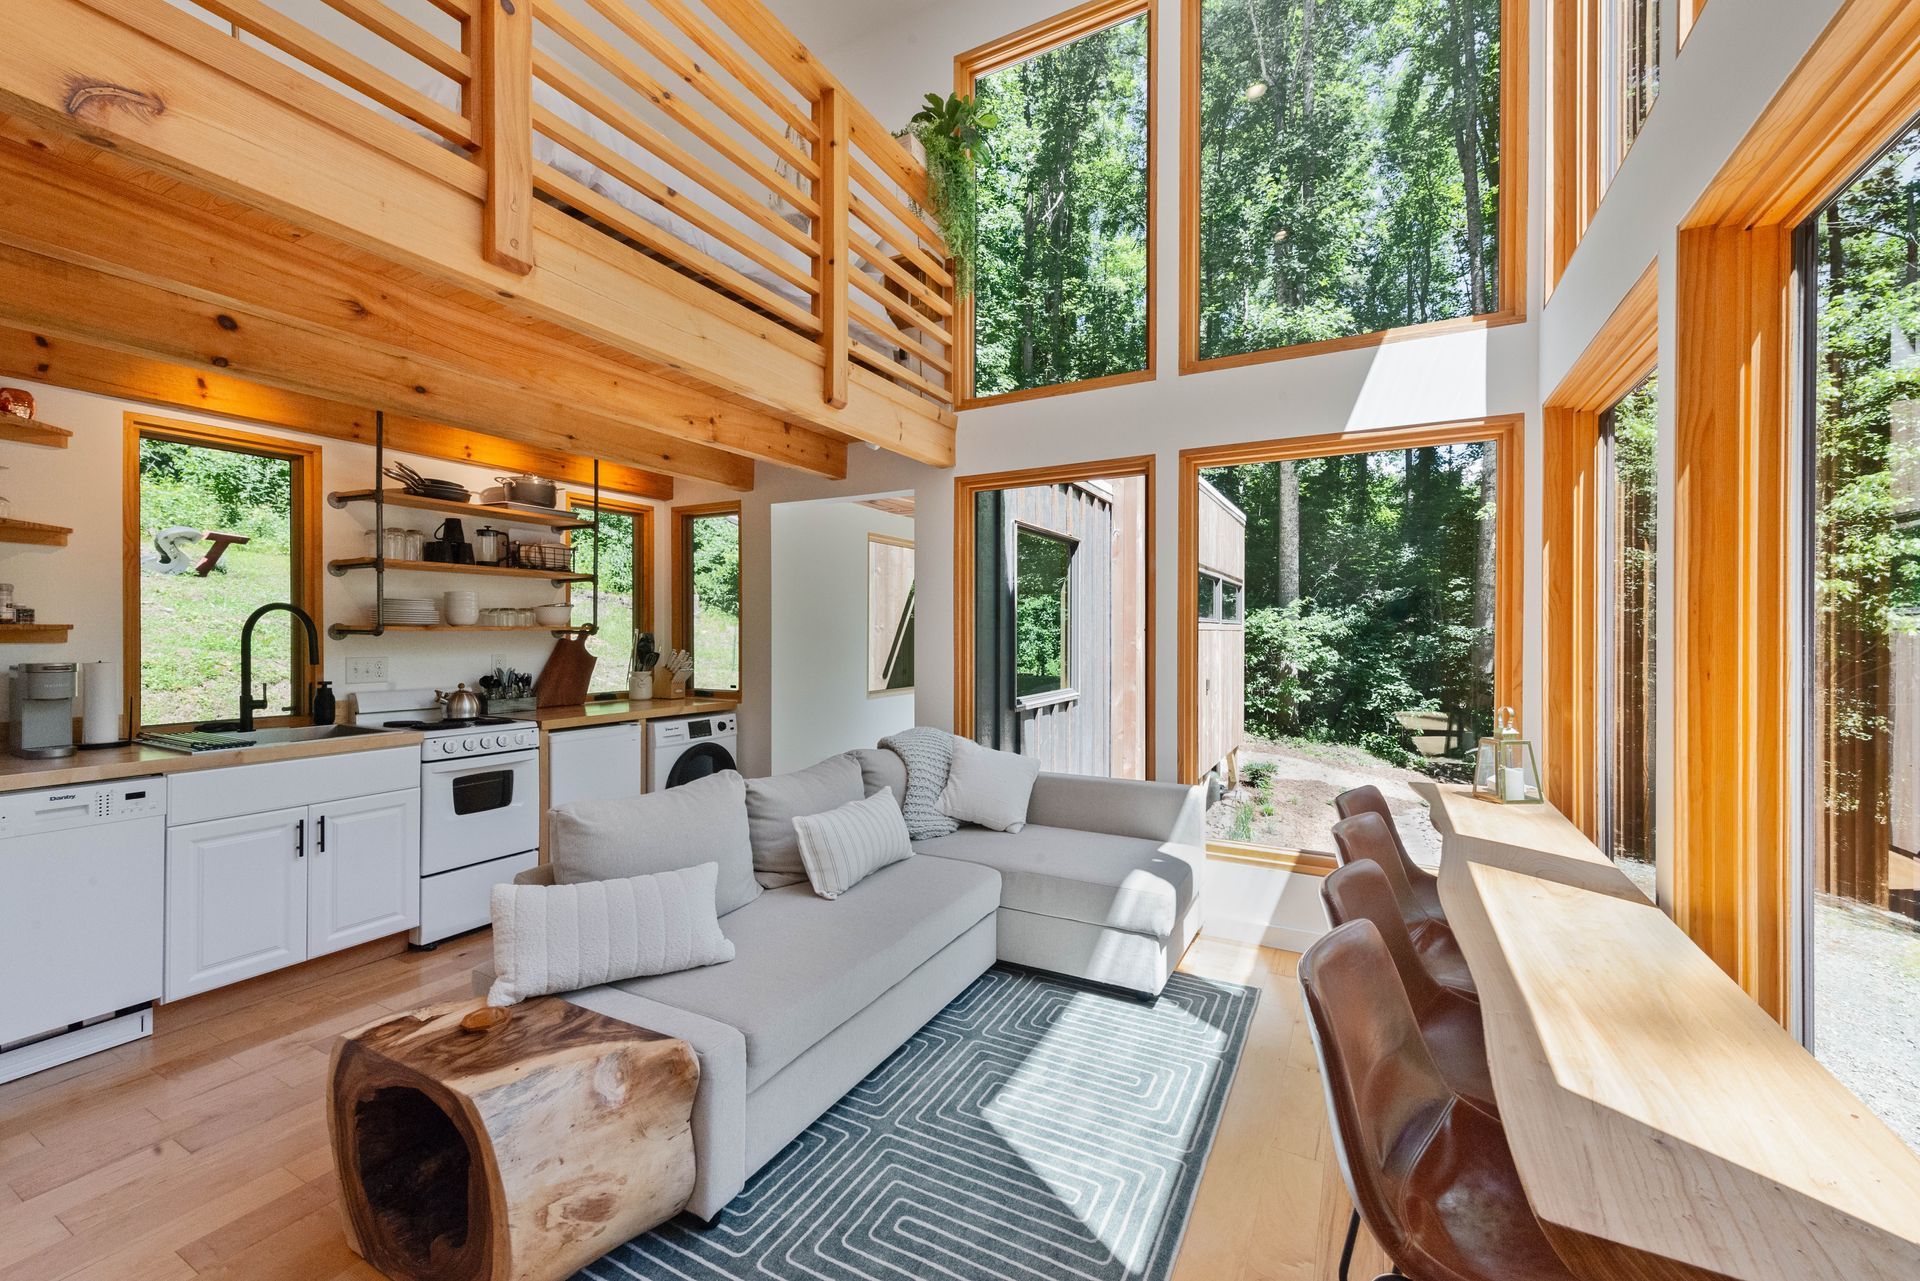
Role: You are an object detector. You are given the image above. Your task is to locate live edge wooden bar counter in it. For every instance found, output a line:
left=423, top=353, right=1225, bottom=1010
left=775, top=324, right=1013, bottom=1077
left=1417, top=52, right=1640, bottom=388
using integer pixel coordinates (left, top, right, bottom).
left=1413, top=782, right=1920, bottom=1281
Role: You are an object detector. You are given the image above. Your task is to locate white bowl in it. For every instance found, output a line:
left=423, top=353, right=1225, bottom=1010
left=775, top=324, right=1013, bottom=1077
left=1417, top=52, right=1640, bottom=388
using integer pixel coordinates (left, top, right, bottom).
left=533, top=604, right=571, bottom=626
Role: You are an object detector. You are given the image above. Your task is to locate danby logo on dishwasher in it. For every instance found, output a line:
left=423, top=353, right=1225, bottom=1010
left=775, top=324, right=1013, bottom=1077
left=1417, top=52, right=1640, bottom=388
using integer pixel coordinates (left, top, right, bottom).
left=48, top=793, right=77, bottom=802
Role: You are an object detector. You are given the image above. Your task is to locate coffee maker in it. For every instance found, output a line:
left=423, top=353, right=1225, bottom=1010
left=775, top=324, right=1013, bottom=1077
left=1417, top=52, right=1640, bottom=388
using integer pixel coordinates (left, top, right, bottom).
left=10, top=662, right=76, bottom=759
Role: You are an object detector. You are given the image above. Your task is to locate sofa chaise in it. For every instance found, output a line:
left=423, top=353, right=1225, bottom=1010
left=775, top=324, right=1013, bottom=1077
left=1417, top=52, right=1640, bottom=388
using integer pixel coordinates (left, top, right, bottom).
left=482, top=740, right=1207, bottom=1221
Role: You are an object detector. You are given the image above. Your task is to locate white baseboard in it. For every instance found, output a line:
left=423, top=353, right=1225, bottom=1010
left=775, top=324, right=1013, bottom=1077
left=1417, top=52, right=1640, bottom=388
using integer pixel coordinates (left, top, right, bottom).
left=1201, top=915, right=1326, bottom=955
left=0, top=1008, right=152, bottom=1086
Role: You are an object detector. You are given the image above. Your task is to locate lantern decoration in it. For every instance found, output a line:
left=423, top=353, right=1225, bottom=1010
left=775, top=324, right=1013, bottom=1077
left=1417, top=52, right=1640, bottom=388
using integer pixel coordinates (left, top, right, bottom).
left=1472, top=706, right=1541, bottom=804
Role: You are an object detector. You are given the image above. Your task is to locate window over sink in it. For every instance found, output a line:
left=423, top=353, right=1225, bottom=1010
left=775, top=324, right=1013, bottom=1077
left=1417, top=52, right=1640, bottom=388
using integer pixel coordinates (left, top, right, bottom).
left=125, top=415, right=321, bottom=732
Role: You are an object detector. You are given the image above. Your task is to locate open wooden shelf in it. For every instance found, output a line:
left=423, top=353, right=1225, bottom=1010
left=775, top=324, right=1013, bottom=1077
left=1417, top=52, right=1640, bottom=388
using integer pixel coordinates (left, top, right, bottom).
left=329, top=557, right=588, bottom=582
left=329, top=621, right=581, bottom=638
left=0, top=517, right=72, bottom=547
left=0, top=622, right=72, bottom=643
left=328, top=489, right=590, bottom=530
left=0, top=419, right=73, bottom=449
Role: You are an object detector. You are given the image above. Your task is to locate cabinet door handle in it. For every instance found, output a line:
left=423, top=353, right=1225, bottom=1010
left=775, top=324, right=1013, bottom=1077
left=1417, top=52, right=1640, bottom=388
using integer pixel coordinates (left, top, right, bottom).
left=316, top=814, right=326, bottom=853
left=295, top=817, right=305, bottom=858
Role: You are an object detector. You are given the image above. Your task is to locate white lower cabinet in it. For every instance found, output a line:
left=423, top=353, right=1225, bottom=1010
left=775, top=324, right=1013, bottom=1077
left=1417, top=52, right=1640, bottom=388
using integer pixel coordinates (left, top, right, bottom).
left=307, top=790, right=420, bottom=958
left=165, top=806, right=309, bottom=1001
left=164, top=748, right=423, bottom=1002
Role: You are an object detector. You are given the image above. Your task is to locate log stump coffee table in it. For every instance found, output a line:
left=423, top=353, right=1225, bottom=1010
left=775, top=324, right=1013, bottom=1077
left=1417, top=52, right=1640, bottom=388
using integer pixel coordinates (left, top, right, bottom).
left=328, top=997, right=697, bottom=1281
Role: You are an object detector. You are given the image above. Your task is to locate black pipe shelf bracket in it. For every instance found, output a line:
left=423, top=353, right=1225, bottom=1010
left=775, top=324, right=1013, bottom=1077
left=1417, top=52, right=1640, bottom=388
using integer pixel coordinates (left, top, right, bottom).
left=325, top=411, right=605, bottom=641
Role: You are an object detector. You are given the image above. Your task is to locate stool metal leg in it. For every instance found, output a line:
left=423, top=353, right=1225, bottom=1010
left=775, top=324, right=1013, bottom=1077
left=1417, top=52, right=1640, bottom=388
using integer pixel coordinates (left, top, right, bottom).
left=1338, top=1209, right=1359, bottom=1281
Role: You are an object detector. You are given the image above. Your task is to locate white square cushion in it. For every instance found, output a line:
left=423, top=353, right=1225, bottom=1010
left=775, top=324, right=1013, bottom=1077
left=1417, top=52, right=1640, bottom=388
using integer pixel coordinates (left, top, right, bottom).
left=745, top=753, right=864, bottom=889
left=549, top=769, right=760, bottom=915
left=792, top=788, right=915, bottom=899
left=486, top=863, right=735, bottom=1006
left=937, top=736, right=1041, bottom=832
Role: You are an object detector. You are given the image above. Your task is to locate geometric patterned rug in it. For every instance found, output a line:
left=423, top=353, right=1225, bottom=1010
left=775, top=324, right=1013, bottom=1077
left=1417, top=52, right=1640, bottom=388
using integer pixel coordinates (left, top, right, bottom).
left=575, top=965, right=1259, bottom=1280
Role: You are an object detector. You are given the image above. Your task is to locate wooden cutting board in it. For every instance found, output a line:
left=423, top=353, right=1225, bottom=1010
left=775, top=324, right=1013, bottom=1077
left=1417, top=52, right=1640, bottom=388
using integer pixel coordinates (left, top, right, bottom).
left=533, top=634, right=596, bottom=707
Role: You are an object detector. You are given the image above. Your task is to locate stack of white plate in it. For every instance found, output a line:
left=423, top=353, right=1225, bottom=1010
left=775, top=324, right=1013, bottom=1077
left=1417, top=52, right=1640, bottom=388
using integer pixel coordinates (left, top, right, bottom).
left=378, top=597, right=440, bottom=626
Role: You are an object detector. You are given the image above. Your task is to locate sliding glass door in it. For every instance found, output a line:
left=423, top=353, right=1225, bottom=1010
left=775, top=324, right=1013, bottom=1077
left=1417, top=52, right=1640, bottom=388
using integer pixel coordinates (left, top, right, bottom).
left=1801, top=116, right=1920, bottom=1153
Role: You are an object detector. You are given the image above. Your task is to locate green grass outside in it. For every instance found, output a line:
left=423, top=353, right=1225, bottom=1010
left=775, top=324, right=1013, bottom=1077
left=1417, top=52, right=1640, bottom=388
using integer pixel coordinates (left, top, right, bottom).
left=140, top=543, right=297, bottom=727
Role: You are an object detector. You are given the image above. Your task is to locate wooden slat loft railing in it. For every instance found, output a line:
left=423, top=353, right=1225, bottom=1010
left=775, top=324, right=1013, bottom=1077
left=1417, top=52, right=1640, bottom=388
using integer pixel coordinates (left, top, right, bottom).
left=0, top=0, right=957, bottom=472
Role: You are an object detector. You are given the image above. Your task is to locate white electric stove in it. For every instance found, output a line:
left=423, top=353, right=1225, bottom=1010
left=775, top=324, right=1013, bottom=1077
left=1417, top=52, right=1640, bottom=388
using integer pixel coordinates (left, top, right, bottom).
left=351, top=689, right=541, bottom=946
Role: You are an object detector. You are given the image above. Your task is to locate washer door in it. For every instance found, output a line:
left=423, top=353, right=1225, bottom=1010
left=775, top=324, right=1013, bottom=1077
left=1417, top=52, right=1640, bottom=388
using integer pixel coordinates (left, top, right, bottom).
left=665, top=741, right=736, bottom=788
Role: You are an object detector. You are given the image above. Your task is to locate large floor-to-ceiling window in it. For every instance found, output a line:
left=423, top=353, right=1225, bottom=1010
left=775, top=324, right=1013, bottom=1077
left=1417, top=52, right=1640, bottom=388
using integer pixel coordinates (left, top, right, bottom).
left=1803, top=116, right=1920, bottom=1152
left=1187, top=422, right=1518, bottom=864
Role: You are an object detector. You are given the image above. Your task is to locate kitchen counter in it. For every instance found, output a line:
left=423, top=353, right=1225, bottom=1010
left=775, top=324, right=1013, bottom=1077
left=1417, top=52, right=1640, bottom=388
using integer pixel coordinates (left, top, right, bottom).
left=0, top=727, right=425, bottom=791
left=527, top=697, right=734, bottom=732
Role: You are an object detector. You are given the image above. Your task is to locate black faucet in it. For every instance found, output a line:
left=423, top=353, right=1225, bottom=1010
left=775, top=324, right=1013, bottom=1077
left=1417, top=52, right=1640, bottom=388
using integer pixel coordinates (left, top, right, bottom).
left=239, top=602, right=321, bottom=732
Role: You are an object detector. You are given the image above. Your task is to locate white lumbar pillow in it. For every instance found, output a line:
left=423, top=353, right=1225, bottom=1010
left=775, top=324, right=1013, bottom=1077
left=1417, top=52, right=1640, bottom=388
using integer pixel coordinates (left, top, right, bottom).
left=937, top=736, right=1041, bottom=832
left=487, top=862, right=734, bottom=1007
left=791, top=787, right=915, bottom=899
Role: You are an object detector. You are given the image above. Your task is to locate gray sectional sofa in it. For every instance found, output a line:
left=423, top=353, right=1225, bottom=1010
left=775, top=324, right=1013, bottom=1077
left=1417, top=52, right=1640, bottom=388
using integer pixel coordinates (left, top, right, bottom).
left=483, top=739, right=1207, bottom=1221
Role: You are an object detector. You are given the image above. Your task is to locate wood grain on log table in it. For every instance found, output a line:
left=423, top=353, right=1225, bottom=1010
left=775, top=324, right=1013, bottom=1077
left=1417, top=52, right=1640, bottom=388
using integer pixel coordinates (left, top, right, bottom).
left=327, top=996, right=697, bottom=1281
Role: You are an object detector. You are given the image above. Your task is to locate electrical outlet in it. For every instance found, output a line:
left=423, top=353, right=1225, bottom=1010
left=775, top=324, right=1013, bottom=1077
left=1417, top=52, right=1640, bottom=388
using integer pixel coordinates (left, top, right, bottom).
left=346, top=657, right=388, bottom=684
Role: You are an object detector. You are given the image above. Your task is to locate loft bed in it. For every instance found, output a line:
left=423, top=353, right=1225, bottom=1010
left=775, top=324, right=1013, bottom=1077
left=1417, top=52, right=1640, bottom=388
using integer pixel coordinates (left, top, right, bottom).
left=0, top=0, right=958, bottom=491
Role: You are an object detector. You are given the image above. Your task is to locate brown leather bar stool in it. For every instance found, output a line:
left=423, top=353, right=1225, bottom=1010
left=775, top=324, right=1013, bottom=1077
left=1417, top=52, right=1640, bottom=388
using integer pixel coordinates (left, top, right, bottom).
left=1300, top=920, right=1579, bottom=1281
left=1322, top=860, right=1497, bottom=1116
left=1335, top=784, right=1444, bottom=921
left=1331, top=812, right=1476, bottom=999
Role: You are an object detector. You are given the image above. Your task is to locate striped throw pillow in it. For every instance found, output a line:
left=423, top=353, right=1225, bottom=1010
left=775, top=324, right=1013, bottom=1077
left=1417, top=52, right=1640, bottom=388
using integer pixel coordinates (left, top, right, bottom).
left=792, top=787, right=916, bottom=900
left=486, top=862, right=735, bottom=1006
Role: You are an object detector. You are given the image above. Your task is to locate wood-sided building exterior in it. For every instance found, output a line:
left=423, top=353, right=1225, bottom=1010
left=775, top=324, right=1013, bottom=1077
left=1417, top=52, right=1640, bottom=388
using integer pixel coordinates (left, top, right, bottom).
left=969, top=477, right=1146, bottom=777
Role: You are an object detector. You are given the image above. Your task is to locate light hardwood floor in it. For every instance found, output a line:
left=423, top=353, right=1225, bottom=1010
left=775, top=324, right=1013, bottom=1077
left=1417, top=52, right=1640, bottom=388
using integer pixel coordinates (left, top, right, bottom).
left=0, top=933, right=1389, bottom=1281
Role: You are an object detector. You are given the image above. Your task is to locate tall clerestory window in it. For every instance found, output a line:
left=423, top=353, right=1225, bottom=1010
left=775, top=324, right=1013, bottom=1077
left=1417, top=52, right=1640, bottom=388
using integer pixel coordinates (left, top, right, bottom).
left=962, top=1, right=1153, bottom=403
left=1191, top=0, right=1506, bottom=366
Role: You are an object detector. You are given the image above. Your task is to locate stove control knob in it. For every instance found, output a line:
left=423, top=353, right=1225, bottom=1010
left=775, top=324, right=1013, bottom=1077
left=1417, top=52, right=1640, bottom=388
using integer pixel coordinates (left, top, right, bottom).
left=463, top=737, right=478, bottom=752
left=482, top=735, right=497, bottom=749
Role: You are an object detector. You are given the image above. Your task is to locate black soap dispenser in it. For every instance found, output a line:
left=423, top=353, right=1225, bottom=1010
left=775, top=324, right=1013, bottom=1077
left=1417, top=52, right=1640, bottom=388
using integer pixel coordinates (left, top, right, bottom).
left=311, top=679, right=337, bottom=726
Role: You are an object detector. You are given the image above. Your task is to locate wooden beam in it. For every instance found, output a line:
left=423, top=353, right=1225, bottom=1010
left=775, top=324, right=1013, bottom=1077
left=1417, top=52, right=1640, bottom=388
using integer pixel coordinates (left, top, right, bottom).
left=476, top=0, right=533, bottom=273
left=0, top=129, right=847, bottom=480
left=0, top=0, right=954, bottom=463
left=815, top=87, right=849, bottom=411
left=0, top=327, right=674, bottom=499
left=0, top=245, right=759, bottom=489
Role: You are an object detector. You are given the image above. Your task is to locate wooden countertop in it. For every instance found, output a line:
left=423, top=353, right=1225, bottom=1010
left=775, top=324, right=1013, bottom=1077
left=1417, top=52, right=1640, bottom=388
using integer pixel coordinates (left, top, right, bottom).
left=525, top=698, right=733, bottom=732
left=1424, top=784, right=1920, bottom=1281
left=0, top=728, right=424, bottom=791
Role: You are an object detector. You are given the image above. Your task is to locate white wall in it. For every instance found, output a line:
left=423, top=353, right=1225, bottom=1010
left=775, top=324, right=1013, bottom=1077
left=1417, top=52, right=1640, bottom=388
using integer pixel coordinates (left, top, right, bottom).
left=767, top=499, right=916, bottom=772
left=1, top=379, right=666, bottom=726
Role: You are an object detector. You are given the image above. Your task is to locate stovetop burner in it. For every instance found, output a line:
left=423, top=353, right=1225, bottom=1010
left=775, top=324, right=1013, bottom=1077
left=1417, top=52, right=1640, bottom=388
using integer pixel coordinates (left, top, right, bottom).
left=383, top=715, right=520, bottom=732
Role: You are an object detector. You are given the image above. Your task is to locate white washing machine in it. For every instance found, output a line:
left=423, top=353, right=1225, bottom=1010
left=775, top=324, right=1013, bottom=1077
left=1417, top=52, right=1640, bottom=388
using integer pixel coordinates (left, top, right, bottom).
left=647, top=711, right=739, bottom=791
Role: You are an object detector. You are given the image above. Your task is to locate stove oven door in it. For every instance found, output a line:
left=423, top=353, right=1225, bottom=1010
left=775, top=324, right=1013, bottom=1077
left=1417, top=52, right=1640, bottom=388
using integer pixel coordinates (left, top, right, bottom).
left=420, top=748, right=539, bottom=875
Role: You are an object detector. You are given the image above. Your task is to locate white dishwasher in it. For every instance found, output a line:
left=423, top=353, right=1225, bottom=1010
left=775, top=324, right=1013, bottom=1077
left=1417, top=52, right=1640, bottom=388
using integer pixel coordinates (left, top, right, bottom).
left=0, top=777, right=167, bottom=1084
left=547, top=722, right=645, bottom=810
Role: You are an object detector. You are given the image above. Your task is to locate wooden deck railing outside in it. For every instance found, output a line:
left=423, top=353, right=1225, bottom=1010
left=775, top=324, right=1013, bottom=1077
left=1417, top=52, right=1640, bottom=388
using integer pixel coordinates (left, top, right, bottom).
left=178, top=0, right=954, bottom=411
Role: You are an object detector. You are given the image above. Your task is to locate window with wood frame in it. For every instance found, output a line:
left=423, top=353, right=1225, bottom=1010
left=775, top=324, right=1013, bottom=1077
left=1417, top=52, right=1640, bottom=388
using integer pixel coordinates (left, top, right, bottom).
left=954, top=459, right=1155, bottom=780
left=1185, top=0, right=1521, bottom=371
left=1600, top=372, right=1658, bottom=900
left=956, top=0, right=1154, bottom=406
left=124, top=416, right=321, bottom=732
left=1551, top=0, right=1663, bottom=290
left=569, top=496, right=652, bottom=697
left=675, top=504, right=741, bottom=697
left=1180, top=418, right=1523, bottom=868
left=867, top=534, right=916, bottom=695
left=1800, top=118, right=1920, bottom=1152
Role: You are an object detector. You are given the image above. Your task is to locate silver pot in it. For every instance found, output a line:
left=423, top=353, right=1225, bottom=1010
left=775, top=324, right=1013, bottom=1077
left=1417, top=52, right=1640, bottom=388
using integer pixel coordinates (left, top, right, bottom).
left=495, top=474, right=557, bottom=507
left=435, top=682, right=485, bottom=719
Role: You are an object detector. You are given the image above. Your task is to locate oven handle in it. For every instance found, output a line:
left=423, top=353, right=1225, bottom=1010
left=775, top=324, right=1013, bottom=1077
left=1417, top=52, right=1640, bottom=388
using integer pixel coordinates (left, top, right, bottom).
left=421, top=747, right=541, bottom=779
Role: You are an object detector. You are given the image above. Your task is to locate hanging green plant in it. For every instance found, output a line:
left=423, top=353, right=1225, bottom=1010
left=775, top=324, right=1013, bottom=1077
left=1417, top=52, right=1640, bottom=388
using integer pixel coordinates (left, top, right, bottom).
left=908, top=91, right=996, bottom=301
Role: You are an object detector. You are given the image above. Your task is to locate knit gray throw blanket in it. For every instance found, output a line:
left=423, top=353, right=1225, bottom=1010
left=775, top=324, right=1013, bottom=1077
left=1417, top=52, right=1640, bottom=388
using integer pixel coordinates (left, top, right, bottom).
left=880, top=727, right=959, bottom=840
